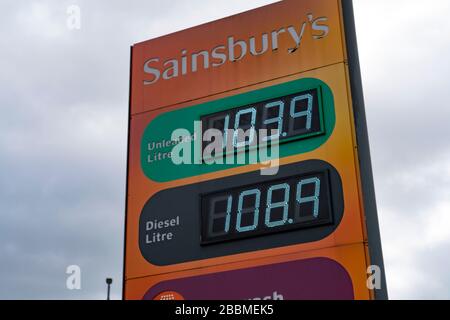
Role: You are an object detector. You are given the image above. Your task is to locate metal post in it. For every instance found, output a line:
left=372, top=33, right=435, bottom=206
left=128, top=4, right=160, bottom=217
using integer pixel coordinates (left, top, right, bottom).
left=341, top=0, right=388, bottom=300
left=106, top=278, right=113, bottom=300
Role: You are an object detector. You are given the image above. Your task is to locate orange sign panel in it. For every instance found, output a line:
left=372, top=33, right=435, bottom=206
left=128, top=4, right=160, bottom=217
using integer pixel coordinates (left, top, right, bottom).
left=130, top=0, right=345, bottom=114
left=124, top=0, right=387, bottom=300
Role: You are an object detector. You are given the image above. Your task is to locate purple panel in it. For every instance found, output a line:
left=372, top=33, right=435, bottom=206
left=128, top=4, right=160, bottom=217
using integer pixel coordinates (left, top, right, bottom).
left=144, top=258, right=354, bottom=300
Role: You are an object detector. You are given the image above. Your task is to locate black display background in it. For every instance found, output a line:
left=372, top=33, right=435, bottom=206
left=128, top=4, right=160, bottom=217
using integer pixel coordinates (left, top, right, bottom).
left=200, top=89, right=323, bottom=155
left=201, top=171, right=333, bottom=245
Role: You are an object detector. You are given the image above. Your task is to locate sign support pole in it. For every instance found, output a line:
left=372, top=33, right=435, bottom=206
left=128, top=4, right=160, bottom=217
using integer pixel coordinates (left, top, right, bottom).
left=342, top=0, right=388, bottom=300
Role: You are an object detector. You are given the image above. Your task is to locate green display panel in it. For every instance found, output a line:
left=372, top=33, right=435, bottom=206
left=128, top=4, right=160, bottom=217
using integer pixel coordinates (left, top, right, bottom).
left=141, top=77, right=336, bottom=182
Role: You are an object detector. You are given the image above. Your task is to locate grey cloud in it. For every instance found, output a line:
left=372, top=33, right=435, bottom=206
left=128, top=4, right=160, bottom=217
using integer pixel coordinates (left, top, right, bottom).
left=1, top=0, right=449, bottom=300
left=355, top=0, right=450, bottom=299
left=0, top=0, right=278, bottom=300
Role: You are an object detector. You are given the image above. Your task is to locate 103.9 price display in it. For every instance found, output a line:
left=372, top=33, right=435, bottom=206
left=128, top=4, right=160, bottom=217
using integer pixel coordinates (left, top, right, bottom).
left=201, top=88, right=324, bottom=150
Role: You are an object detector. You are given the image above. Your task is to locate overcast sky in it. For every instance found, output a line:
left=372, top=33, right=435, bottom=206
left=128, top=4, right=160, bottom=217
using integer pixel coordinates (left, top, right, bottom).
left=0, top=0, right=449, bottom=300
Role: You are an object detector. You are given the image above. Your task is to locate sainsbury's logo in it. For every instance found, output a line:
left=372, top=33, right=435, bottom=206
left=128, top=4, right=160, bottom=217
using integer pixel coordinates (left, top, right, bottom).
left=143, top=13, right=329, bottom=85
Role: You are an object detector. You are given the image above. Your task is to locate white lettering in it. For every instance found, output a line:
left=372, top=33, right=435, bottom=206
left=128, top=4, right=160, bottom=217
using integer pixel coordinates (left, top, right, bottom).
left=142, top=13, right=330, bottom=85
left=162, top=59, right=179, bottom=79
left=191, top=50, right=209, bottom=72
left=211, top=45, right=227, bottom=67
left=287, top=23, right=307, bottom=53
left=143, top=58, right=160, bottom=85
left=249, top=33, right=269, bottom=56
left=271, top=28, right=286, bottom=51
left=228, top=36, right=247, bottom=62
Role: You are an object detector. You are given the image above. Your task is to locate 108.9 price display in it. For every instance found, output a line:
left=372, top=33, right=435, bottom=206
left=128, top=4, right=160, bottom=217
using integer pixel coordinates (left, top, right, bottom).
left=201, top=170, right=333, bottom=244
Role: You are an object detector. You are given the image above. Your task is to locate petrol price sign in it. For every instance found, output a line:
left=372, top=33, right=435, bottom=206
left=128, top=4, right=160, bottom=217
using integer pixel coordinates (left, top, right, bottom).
left=124, top=0, right=387, bottom=300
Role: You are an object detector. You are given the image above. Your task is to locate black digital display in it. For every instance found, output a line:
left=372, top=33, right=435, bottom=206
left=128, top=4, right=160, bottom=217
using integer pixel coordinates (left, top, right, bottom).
left=201, top=171, right=333, bottom=245
left=201, top=88, right=323, bottom=152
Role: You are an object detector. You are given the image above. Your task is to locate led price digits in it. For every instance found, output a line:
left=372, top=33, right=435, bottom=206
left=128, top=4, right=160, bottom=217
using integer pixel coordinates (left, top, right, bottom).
left=201, top=88, right=323, bottom=150
left=201, top=171, right=333, bottom=244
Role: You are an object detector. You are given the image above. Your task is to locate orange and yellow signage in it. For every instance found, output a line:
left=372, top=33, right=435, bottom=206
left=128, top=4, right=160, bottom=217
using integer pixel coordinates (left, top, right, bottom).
left=124, top=0, right=387, bottom=300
